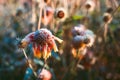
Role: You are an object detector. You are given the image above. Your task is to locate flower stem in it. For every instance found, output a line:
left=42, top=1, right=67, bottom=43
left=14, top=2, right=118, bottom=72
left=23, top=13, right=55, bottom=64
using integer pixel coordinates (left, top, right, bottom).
left=22, top=49, right=37, bottom=77
left=38, top=0, right=43, bottom=30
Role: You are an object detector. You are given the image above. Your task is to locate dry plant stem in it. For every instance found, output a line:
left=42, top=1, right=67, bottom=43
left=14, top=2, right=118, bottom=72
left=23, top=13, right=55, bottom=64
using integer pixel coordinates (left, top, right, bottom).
left=37, top=60, right=47, bottom=80
left=52, top=0, right=56, bottom=9
left=43, top=2, right=47, bottom=25
left=109, top=0, right=115, bottom=9
left=107, top=5, right=120, bottom=39
left=32, top=0, right=36, bottom=24
left=51, top=18, right=55, bottom=30
left=104, top=23, right=108, bottom=40
left=54, top=22, right=60, bottom=33
left=98, top=5, right=120, bottom=38
left=22, top=49, right=37, bottom=77
left=74, top=49, right=82, bottom=70
left=62, top=50, right=83, bottom=80
left=111, top=5, right=120, bottom=16
left=69, top=0, right=75, bottom=15
left=75, top=58, right=82, bottom=69
left=104, top=5, right=120, bottom=39
left=97, top=5, right=120, bottom=58
left=50, top=1, right=56, bottom=30
left=51, top=1, right=55, bottom=9
left=86, top=9, right=89, bottom=16
left=32, top=0, right=35, bottom=16
left=79, top=0, right=87, bottom=10
left=64, top=0, right=68, bottom=12
left=38, top=0, right=43, bottom=30
left=110, top=0, right=118, bottom=9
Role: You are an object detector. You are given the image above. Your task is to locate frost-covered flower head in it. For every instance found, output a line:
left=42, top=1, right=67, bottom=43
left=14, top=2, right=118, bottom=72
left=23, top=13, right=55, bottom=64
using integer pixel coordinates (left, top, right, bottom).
left=72, top=24, right=95, bottom=48
left=18, top=28, right=63, bottom=60
left=84, top=0, right=95, bottom=12
left=54, top=8, right=68, bottom=22
left=72, top=32, right=95, bottom=49
left=71, top=24, right=95, bottom=59
left=72, top=35, right=87, bottom=49
left=71, top=24, right=86, bottom=37
left=84, top=30, right=95, bottom=47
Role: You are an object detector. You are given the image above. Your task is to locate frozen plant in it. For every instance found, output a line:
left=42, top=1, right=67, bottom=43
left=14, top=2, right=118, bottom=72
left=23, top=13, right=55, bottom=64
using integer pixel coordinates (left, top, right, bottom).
left=18, top=28, right=63, bottom=60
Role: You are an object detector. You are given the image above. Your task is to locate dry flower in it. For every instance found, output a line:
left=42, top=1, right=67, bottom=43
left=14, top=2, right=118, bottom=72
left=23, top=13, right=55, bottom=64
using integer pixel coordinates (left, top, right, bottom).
left=84, top=0, right=95, bottom=12
left=106, top=7, right=113, bottom=13
left=18, top=28, right=63, bottom=60
left=103, top=12, right=112, bottom=24
left=84, top=30, right=95, bottom=47
left=71, top=24, right=86, bottom=37
left=71, top=24, right=95, bottom=59
left=72, top=35, right=87, bottom=50
left=54, top=8, right=68, bottom=22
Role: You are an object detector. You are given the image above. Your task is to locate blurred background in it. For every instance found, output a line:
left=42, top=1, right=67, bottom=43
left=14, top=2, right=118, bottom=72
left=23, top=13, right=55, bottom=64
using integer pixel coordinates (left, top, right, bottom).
left=0, top=0, right=120, bottom=80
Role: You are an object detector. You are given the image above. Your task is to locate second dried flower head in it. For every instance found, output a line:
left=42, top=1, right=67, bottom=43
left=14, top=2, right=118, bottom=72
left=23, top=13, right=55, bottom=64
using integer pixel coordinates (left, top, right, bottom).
left=71, top=24, right=95, bottom=59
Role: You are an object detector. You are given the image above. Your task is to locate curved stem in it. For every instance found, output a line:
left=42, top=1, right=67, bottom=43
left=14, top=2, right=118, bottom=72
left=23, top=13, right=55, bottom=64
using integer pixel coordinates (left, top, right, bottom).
left=22, top=49, right=37, bottom=77
left=111, top=5, right=120, bottom=16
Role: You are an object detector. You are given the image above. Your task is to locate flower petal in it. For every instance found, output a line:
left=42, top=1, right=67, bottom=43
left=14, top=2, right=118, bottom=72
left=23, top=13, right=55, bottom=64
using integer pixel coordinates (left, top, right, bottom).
left=53, top=36, right=63, bottom=43
left=32, top=44, right=42, bottom=58
left=53, top=40, right=58, bottom=52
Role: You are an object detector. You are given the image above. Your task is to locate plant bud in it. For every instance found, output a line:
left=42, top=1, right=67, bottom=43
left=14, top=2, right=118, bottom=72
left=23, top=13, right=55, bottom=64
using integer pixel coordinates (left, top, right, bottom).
left=84, top=0, right=95, bottom=12
left=54, top=8, right=68, bottom=22
left=103, top=13, right=112, bottom=23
